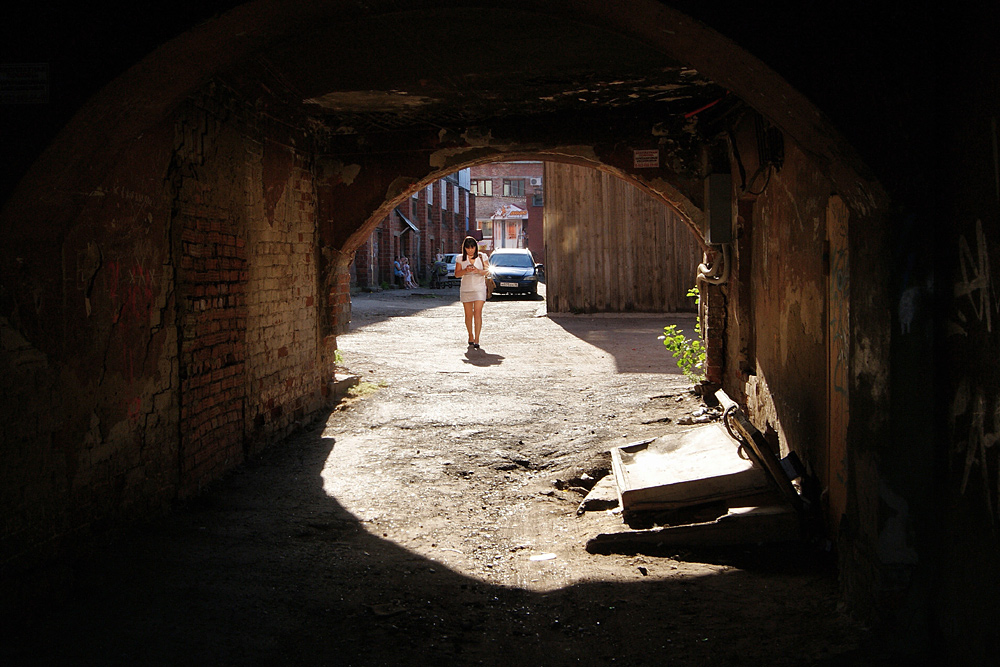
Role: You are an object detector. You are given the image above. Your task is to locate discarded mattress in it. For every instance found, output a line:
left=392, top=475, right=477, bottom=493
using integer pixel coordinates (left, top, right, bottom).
left=610, top=423, right=774, bottom=513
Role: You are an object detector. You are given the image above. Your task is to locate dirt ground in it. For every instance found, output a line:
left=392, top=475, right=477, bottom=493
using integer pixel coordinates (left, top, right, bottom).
left=4, top=285, right=878, bottom=666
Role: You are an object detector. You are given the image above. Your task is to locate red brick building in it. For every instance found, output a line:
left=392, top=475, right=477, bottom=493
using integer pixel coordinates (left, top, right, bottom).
left=353, top=170, right=474, bottom=288
left=469, top=162, right=544, bottom=263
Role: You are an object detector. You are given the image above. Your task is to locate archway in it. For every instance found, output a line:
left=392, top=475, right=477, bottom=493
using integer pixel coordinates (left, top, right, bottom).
left=1, top=0, right=897, bottom=646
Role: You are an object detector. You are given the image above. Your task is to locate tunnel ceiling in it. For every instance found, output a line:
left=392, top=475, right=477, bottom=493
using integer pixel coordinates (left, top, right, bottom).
left=220, top=8, right=729, bottom=137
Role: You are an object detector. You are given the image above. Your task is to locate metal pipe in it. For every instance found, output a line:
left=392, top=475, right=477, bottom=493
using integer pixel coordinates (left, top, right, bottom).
left=698, top=243, right=731, bottom=285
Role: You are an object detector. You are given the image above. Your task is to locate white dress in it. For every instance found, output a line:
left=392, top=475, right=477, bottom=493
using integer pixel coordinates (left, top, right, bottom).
left=458, top=255, right=488, bottom=303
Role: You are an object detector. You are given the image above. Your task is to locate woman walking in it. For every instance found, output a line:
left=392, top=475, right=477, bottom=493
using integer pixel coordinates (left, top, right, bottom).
left=455, top=236, right=489, bottom=348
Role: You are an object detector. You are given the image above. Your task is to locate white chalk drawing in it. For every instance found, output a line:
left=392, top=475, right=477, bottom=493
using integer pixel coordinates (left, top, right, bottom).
left=953, top=218, right=995, bottom=334
left=950, top=217, right=1000, bottom=523
left=951, top=380, right=1000, bottom=523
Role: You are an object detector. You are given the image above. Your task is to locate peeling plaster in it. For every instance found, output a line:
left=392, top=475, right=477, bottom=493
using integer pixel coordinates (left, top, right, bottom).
left=428, top=143, right=600, bottom=171
left=778, top=177, right=807, bottom=232
left=386, top=176, right=418, bottom=201
left=781, top=280, right=825, bottom=359
left=854, top=335, right=889, bottom=401
left=321, top=160, right=361, bottom=186
left=429, top=146, right=494, bottom=169
left=461, top=128, right=493, bottom=146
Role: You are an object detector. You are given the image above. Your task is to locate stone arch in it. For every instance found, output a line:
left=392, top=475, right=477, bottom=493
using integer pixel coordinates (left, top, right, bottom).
left=0, top=0, right=893, bottom=615
left=342, top=150, right=707, bottom=260
left=2, top=0, right=883, bottom=247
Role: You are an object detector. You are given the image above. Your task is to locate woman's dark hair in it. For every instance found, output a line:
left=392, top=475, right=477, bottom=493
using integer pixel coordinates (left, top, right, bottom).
left=462, top=236, right=479, bottom=259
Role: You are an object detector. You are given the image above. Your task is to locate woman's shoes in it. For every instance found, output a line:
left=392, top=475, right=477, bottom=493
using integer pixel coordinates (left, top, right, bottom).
left=472, top=343, right=480, bottom=349
left=468, top=341, right=475, bottom=346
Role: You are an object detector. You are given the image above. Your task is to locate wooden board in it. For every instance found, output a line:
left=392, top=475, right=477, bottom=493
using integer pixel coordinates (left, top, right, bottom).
left=610, top=424, right=773, bottom=512
left=543, top=161, right=703, bottom=313
left=586, top=505, right=802, bottom=553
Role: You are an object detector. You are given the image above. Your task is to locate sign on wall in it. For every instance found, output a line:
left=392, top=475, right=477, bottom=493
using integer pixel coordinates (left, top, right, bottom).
left=633, top=149, right=660, bottom=169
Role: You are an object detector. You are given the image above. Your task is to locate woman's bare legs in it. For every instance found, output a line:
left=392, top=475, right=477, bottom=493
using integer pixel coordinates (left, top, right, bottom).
left=463, top=301, right=475, bottom=343
left=472, top=300, right=484, bottom=344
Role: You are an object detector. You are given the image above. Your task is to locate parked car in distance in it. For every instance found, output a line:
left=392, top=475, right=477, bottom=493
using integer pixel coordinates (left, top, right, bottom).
left=488, top=248, right=543, bottom=297
left=441, top=253, right=460, bottom=280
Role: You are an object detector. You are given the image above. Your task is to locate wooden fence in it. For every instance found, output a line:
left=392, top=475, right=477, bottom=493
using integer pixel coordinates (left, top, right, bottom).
left=543, top=162, right=703, bottom=313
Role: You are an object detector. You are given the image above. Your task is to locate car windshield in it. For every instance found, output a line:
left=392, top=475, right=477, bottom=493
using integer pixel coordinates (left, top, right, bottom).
left=490, top=253, right=533, bottom=268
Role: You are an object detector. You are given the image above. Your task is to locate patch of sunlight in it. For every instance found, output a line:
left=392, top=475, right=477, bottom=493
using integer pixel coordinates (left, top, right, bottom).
left=348, top=380, right=384, bottom=398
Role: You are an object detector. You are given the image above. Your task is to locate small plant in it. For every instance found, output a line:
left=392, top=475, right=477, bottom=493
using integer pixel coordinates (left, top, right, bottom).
left=660, top=286, right=706, bottom=380
left=334, top=349, right=344, bottom=366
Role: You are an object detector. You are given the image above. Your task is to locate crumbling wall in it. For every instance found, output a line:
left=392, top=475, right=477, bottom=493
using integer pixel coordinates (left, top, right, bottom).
left=171, top=85, right=326, bottom=494
left=721, top=136, right=832, bottom=504
left=1, top=117, right=180, bottom=574
left=0, top=81, right=329, bottom=573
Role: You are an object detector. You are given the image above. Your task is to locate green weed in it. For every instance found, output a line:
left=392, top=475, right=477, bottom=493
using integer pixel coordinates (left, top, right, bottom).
left=661, top=286, right=706, bottom=380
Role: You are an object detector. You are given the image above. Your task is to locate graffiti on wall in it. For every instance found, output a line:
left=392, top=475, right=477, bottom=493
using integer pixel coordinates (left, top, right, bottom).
left=89, top=181, right=160, bottom=423
left=104, top=260, right=156, bottom=422
left=954, top=219, right=993, bottom=334
left=951, top=381, right=1000, bottom=523
left=951, top=218, right=1000, bottom=523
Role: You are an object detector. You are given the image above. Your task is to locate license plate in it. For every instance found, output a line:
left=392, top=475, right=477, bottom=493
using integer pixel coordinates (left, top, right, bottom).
left=500, top=282, right=517, bottom=287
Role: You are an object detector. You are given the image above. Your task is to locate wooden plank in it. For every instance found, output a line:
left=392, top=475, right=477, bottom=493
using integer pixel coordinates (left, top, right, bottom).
left=544, top=162, right=701, bottom=313
left=586, top=505, right=802, bottom=553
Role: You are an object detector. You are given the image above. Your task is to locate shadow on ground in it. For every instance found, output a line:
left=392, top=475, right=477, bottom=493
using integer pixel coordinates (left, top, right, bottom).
left=549, top=313, right=696, bottom=375
left=1, top=412, right=882, bottom=667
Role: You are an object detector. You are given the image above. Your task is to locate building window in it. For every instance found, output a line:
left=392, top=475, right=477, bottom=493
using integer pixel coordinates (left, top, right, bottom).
left=532, top=193, right=544, bottom=207
left=479, top=220, right=492, bottom=238
left=503, top=179, right=525, bottom=197
left=471, top=179, right=492, bottom=196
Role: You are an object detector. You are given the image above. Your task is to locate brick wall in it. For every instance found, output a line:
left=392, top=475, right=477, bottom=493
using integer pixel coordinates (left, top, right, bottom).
left=168, top=88, right=327, bottom=493
left=244, top=145, right=324, bottom=453
left=177, top=210, right=248, bottom=496
left=702, top=281, right=726, bottom=386
left=470, top=161, right=543, bottom=223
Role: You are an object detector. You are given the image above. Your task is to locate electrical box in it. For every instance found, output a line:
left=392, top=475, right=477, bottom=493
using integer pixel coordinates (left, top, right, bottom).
left=703, top=173, right=733, bottom=244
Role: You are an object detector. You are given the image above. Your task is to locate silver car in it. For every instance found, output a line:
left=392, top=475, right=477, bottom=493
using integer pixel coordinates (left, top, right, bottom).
left=442, top=253, right=460, bottom=279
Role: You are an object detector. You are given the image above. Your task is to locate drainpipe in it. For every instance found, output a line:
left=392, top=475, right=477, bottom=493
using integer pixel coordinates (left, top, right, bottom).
left=698, top=243, right=731, bottom=285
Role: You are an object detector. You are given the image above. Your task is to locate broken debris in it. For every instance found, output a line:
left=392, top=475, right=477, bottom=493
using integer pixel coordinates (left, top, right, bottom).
left=583, top=390, right=815, bottom=552
left=576, top=474, right=620, bottom=514
left=610, top=424, right=775, bottom=514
